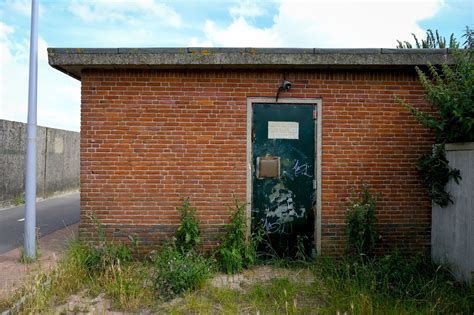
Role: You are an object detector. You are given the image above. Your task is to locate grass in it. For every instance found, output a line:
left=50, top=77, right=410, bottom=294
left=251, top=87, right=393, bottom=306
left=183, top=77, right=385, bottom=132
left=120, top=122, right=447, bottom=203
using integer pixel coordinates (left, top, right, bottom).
left=1, top=242, right=473, bottom=314
left=13, top=192, right=25, bottom=206
left=312, top=254, right=474, bottom=314
left=163, top=277, right=317, bottom=314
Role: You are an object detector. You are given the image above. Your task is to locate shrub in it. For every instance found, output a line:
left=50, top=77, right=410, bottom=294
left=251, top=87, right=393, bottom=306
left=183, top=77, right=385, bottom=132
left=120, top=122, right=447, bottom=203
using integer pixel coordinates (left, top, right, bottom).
left=397, top=27, right=473, bottom=143
left=345, top=185, right=378, bottom=257
left=175, top=198, right=201, bottom=253
left=396, top=27, right=472, bottom=206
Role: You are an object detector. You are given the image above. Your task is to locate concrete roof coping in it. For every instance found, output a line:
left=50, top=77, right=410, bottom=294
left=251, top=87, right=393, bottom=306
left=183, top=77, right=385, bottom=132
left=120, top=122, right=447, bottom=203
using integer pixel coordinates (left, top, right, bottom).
left=47, top=47, right=454, bottom=80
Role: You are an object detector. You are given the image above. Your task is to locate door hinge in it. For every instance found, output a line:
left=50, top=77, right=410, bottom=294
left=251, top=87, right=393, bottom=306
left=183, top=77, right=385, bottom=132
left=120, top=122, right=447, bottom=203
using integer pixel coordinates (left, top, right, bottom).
left=313, top=110, right=317, bottom=120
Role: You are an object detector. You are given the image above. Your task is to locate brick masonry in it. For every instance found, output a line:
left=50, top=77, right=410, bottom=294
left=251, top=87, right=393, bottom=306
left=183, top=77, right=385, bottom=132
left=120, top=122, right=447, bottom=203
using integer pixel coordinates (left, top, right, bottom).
left=80, top=68, right=432, bottom=255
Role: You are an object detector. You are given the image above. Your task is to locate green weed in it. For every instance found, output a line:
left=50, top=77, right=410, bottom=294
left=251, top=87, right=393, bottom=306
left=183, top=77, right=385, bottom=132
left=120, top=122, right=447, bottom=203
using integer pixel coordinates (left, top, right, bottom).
left=345, top=184, right=378, bottom=257
left=153, top=198, right=212, bottom=300
left=175, top=197, right=201, bottom=252
left=216, top=196, right=260, bottom=274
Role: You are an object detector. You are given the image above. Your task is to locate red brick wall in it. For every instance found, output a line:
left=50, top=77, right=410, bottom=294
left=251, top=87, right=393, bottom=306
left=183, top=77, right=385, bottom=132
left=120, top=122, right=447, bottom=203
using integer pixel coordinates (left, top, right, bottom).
left=80, top=68, right=432, bottom=255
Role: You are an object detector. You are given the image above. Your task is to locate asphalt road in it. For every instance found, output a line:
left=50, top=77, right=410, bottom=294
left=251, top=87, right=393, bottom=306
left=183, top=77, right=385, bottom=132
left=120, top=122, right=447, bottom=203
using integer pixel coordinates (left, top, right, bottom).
left=0, top=192, right=80, bottom=254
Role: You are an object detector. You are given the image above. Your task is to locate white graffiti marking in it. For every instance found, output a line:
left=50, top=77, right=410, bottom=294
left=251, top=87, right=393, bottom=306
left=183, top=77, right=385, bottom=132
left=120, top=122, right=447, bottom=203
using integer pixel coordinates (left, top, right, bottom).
left=262, top=183, right=306, bottom=234
left=293, top=160, right=312, bottom=177
left=262, top=217, right=286, bottom=234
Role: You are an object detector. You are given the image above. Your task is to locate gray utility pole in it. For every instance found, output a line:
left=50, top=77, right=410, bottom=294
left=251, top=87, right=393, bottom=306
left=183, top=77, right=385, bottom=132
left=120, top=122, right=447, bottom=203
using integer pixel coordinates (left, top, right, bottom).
left=24, top=0, right=39, bottom=259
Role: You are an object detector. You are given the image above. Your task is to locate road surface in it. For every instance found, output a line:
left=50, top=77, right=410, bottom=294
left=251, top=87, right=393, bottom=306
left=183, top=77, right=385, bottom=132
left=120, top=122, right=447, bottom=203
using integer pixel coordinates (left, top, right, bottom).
left=0, top=192, right=80, bottom=254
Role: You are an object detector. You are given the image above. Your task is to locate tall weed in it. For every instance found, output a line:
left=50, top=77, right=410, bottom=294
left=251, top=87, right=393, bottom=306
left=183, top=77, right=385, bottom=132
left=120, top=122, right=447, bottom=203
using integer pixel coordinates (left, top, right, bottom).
left=345, top=184, right=378, bottom=257
left=153, top=198, right=212, bottom=299
left=216, top=197, right=259, bottom=274
left=175, top=198, right=201, bottom=252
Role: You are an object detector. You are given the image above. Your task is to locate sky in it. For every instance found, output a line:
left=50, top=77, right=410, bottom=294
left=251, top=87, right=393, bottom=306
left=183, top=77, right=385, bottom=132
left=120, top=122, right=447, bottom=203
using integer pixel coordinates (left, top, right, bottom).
left=0, top=0, right=472, bottom=132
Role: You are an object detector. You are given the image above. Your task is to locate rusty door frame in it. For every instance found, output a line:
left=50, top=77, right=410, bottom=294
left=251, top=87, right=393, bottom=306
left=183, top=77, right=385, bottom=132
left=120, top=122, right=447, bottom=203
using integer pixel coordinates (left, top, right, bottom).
left=246, top=97, right=323, bottom=254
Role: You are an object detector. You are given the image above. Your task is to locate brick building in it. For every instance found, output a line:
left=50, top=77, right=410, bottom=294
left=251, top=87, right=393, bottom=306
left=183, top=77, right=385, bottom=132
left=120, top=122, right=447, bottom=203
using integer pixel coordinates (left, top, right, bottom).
left=48, top=48, right=450, bottom=256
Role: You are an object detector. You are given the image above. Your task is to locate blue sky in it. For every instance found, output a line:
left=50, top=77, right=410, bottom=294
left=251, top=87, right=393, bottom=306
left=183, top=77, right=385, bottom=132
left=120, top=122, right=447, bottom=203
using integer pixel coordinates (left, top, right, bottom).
left=0, top=0, right=472, bottom=131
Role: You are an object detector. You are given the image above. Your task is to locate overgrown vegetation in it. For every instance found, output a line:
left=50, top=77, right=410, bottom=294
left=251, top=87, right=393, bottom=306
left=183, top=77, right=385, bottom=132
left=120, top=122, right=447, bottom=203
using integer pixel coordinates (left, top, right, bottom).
left=216, top=196, right=260, bottom=274
left=345, top=185, right=378, bottom=257
left=314, top=254, right=474, bottom=314
left=396, top=28, right=461, bottom=49
left=417, top=144, right=462, bottom=206
left=336, top=186, right=474, bottom=313
left=71, top=241, right=150, bottom=311
left=397, top=27, right=473, bottom=206
left=398, top=30, right=474, bottom=143
left=3, top=197, right=473, bottom=313
left=160, top=254, right=474, bottom=314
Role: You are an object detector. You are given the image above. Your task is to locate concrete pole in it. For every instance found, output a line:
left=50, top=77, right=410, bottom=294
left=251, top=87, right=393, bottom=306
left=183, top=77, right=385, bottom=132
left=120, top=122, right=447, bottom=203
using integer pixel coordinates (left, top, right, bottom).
left=24, top=0, right=39, bottom=259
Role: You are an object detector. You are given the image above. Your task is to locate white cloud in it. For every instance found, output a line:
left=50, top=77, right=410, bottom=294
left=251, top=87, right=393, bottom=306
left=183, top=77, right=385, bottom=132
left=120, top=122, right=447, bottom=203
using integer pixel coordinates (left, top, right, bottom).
left=0, top=22, right=80, bottom=131
left=203, top=17, right=283, bottom=47
left=68, top=0, right=182, bottom=27
left=229, top=0, right=266, bottom=19
left=194, top=0, right=444, bottom=48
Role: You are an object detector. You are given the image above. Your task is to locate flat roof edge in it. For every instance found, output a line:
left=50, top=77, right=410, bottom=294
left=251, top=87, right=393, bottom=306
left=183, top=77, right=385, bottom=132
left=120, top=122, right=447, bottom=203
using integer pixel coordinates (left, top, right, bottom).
left=47, top=47, right=456, bottom=80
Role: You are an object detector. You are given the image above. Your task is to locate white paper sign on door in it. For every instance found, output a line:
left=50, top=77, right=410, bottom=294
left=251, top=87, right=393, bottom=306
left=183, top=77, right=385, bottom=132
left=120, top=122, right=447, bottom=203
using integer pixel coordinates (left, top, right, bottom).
left=268, top=121, right=299, bottom=139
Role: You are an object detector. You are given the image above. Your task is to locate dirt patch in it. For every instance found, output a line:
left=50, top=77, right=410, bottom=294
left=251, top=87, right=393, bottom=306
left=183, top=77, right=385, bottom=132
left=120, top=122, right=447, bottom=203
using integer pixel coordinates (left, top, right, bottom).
left=211, top=265, right=315, bottom=290
left=54, top=291, right=110, bottom=314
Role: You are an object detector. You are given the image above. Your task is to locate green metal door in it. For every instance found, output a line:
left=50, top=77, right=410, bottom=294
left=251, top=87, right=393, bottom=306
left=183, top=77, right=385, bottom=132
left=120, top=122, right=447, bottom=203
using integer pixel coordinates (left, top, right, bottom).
left=252, top=103, right=316, bottom=257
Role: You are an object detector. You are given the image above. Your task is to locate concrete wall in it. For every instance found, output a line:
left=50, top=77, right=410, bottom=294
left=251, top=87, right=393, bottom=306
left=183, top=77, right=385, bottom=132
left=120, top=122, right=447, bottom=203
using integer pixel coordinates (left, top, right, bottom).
left=432, top=142, right=474, bottom=283
left=0, top=119, right=80, bottom=208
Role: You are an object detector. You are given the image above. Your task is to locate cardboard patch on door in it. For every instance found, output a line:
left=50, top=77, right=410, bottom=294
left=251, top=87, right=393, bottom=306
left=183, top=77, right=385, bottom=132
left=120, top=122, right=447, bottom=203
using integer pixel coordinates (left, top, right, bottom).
left=268, top=121, right=299, bottom=139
